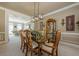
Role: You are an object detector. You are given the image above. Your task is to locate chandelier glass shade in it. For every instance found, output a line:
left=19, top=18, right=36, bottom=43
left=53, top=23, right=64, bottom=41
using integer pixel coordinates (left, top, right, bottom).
left=32, top=2, right=43, bottom=22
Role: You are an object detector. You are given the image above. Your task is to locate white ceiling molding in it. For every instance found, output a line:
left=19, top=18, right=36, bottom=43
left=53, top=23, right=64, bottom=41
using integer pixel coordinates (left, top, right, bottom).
left=5, top=8, right=31, bottom=19
left=0, top=6, right=5, bottom=10
left=9, top=18, right=31, bottom=24
left=44, top=2, right=79, bottom=17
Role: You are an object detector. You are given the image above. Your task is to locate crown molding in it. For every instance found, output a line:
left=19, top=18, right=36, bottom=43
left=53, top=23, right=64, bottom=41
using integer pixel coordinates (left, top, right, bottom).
left=0, top=6, right=5, bottom=10
left=5, top=8, right=31, bottom=18
left=44, top=2, right=79, bottom=17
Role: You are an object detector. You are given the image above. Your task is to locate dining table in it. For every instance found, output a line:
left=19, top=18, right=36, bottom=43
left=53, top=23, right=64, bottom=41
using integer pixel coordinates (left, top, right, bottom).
left=31, top=31, right=47, bottom=56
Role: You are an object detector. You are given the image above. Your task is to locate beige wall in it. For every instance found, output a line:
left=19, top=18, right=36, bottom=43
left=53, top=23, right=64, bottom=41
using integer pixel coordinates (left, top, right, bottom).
left=35, top=5, right=79, bottom=33
left=0, top=9, right=5, bottom=32
left=50, top=5, right=79, bottom=32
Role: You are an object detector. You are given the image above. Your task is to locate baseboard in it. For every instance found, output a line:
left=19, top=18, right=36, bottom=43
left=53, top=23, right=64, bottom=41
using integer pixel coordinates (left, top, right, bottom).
left=0, top=41, right=8, bottom=45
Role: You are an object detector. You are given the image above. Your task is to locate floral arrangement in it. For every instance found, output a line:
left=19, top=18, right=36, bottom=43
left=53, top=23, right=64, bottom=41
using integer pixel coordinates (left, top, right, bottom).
left=31, top=31, right=42, bottom=41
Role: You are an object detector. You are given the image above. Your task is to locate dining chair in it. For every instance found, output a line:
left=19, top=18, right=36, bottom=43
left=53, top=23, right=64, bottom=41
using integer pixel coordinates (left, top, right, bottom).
left=24, top=30, right=38, bottom=56
left=22, top=30, right=28, bottom=53
left=19, top=29, right=29, bottom=53
left=41, top=31, right=61, bottom=56
left=19, top=30, right=25, bottom=50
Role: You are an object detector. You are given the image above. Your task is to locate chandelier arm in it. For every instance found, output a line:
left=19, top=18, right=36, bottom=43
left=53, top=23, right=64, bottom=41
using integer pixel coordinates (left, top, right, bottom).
left=38, top=2, right=39, bottom=18
left=34, top=2, right=35, bottom=18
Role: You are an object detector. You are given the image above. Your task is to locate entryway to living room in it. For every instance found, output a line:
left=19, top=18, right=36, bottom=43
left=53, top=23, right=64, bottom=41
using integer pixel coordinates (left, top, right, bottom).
left=0, top=8, right=33, bottom=55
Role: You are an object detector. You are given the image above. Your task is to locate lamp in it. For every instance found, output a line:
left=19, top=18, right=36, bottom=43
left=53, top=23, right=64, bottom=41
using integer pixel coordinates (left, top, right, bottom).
left=32, top=2, right=43, bottom=22
left=61, top=19, right=65, bottom=26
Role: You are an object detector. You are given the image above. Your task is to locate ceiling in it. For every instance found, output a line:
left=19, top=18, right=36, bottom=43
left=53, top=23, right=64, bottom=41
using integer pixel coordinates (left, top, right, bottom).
left=9, top=14, right=31, bottom=23
left=0, top=2, right=75, bottom=16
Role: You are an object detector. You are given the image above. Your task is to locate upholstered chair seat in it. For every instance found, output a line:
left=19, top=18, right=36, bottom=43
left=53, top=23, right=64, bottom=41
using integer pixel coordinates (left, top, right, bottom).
left=32, top=41, right=38, bottom=48
left=42, top=42, right=54, bottom=53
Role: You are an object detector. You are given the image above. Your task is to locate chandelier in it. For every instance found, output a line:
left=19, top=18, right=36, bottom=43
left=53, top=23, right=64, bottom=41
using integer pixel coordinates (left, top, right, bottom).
left=32, top=2, right=43, bottom=22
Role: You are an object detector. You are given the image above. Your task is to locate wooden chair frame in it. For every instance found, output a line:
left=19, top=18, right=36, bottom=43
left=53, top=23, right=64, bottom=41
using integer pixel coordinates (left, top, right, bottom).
left=41, top=31, right=61, bottom=56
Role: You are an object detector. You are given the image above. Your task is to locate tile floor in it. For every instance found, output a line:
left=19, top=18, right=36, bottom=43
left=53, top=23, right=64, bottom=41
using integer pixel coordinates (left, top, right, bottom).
left=0, top=35, right=24, bottom=56
left=0, top=35, right=79, bottom=56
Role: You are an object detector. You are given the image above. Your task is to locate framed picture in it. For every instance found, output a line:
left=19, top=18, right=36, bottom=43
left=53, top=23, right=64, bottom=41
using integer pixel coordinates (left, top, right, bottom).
left=66, top=15, right=75, bottom=31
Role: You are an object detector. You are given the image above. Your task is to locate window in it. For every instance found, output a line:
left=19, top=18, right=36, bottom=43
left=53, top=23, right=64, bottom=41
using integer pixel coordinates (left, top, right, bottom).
left=24, top=24, right=29, bottom=29
left=17, top=24, right=23, bottom=31
left=9, top=23, right=14, bottom=35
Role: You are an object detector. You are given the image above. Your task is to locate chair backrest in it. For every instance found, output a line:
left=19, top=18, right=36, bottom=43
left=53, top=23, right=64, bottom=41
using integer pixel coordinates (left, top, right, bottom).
left=54, top=31, right=61, bottom=48
left=19, top=30, right=24, bottom=40
left=25, top=30, right=32, bottom=49
left=19, top=30, right=28, bottom=43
